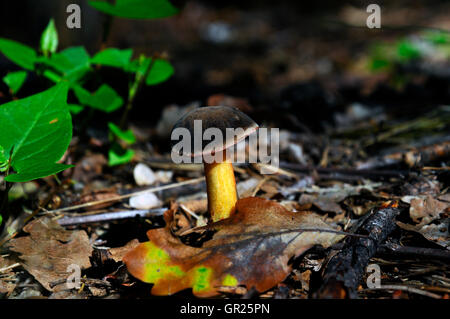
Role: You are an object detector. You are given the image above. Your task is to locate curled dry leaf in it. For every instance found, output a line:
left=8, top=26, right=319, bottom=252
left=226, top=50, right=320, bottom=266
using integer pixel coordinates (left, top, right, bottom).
left=123, top=197, right=344, bottom=297
left=8, top=217, right=93, bottom=291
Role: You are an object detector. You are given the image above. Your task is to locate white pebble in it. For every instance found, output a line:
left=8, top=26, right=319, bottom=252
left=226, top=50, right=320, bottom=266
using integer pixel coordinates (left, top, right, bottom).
left=133, top=163, right=157, bottom=186
left=129, top=193, right=162, bottom=209
left=155, top=170, right=173, bottom=183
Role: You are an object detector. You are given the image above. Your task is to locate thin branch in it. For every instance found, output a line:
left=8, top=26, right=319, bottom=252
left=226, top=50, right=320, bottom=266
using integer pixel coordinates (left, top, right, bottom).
left=361, top=284, right=442, bottom=299
left=47, top=177, right=204, bottom=214
left=56, top=208, right=167, bottom=226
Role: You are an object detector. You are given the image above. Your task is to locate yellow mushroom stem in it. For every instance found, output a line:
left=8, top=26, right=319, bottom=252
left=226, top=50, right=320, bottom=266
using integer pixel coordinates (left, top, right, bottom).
left=203, top=156, right=237, bottom=222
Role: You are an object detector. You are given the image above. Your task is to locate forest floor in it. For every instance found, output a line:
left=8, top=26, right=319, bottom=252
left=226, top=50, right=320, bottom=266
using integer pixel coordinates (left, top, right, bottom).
left=0, top=1, right=449, bottom=299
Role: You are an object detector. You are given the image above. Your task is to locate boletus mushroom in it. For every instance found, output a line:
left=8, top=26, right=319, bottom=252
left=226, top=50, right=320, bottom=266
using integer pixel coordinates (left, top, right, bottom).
left=171, top=106, right=258, bottom=222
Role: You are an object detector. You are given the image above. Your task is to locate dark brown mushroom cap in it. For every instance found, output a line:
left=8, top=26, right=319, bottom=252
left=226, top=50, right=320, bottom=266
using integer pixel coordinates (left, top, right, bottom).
left=171, top=106, right=258, bottom=158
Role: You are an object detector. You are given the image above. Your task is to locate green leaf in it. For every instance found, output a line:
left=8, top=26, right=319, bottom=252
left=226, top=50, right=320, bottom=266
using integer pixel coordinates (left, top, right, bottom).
left=370, top=58, right=391, bottom=71
left=128, top=57, right=174, bottom=85
left=0, top=83, right=73, bottom=182
left=0, top=144, right=7, bottom=172
left=6, top=163, right=73, bottom=183
left=43, top=69, right=62, bottom=83
left=89, top=0, right=179, bottom=19
left=68, top=104, right=84, bottom=114
left=425, top=31, right=450, bottom=45
left=91, top=48, right=133, bottom=69
left=41, top=46, right=90, bottom=82
left=0, top=38, right=37, bottom=70
left=0, top=144, right=6, bottom=163
left=146, top=59, right=174, bottom=85
left=40, top=19, right=59, bottom=56
left=397, top=40, right=421, bottom=61
left=108, top=142, right=134, bottom=166
left=3, top=71, right=27, bottom=94
left=73, top=84, right=123, bottom=113
left=108, top=122, right=136, bottom=144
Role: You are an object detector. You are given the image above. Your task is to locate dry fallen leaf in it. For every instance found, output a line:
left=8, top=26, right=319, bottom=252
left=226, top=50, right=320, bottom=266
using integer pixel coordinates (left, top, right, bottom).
left=0, top=256, right=17, bottom=294
left=8, top=217, right=93, bottom=291
left=123, top=197, right=344, bottom=297
left=409, top=195, right=449, bottom=226
left=108, top=239, right=140, bottom=263
left=397, top=219, right=450, bottom=249
left=299, top=193, right=344, bottom=214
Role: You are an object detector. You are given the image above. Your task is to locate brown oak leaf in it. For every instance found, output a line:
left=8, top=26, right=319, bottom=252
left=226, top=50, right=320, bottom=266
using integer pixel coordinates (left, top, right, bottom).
left=8, top=217, right=93, bottom=291
left=124, top=197, right=344, bottom=297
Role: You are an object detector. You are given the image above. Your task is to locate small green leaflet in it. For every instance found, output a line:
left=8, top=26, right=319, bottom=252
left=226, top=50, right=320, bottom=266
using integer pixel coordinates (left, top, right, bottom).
left=89, top=0, right=179, bottom=19
left=73, top=84, right=123, bottom=113
left=145, top=59, right=174, bottom=85
left=40, top=19, right=58, bottom=56
left=397, top=40, right=421, bottom=61
left=0, top=38, right=37, bottom=70
left=108, top=142, right=135, bottom=166
left=91, top=48, right=133, bottom=69
left=68, top=104, right=84, bottom=114
left=0, top=83, right=73, bottom=182
left=3, top=71, right=27, bottom=94
left=127, top=57, right=174, bottom=86
left=40, top=46, right=90, bottom=83
left=108, top=122, right=136, bottom=144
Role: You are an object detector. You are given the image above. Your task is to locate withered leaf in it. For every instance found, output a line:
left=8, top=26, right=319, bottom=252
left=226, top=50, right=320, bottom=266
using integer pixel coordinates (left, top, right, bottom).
left=409, top=195, right=449, bottom=226
left=398, top=219, right=450, bottom=249
left=0, top=256, right=17, bottom=294
left=108, top=239, right=140, bottom=263
left=124, top=197, right=344, bottom=297
left=8, top=217, right=93, bottom=291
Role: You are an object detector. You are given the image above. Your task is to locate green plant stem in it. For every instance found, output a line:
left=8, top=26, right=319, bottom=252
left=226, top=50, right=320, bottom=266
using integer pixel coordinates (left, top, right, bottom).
left=101, top=16, right=113, bottom=49
left=100, top=1, right=115, bottom=48
left=119, top=55, right=157, bottom=130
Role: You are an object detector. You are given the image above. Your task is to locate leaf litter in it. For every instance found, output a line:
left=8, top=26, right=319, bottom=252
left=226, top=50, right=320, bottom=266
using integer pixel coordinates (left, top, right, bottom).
left=1, top=1, right=450, bottom=300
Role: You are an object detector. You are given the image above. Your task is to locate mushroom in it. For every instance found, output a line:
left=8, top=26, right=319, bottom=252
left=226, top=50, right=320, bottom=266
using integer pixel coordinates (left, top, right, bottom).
left=171, top=106, right=258, bottom=222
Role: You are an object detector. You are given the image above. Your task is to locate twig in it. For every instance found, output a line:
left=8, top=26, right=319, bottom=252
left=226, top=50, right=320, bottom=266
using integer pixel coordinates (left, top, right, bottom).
left=357, top=140, right=450, bottom=170
left=280, top=162, right=411, bottom=179
left=180, top=204, right=200, bottom=220
left=378, top=242, right=450, bottom=261
left=251, top=177, right=269, bottom=197
left=0, top=262, right=20, bottom=273
left=56, top=208, right=167, bottom=226
left=46, top=177, right=204, bottom=214
left=315, top=202, right=402, bottom=298
left=119, top=54, right=158, bottom=129
left=361, top=284, right=442, bottom=299
left=49, top=277, right=113, bottom=289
